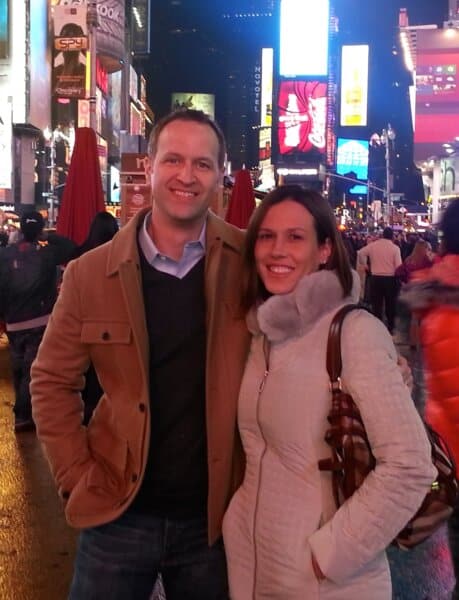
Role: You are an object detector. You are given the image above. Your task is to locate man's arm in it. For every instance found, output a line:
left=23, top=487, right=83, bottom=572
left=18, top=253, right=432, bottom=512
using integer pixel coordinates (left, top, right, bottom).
left=44, top=232, right=77, bottom=264
left=31, top=259, right=93, bottom=499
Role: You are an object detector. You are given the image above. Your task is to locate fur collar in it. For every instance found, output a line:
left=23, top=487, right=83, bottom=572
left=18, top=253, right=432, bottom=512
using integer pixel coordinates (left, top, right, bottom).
left=401, top=280, right=459, bottom=311
left=401, top=255, right=459, bottom=311
left=248, top=269, right=360, bottom=343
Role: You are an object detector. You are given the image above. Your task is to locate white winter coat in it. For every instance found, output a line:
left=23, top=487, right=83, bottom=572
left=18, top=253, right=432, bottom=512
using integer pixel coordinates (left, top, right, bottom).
left=222, top=270, right=436, bottom=599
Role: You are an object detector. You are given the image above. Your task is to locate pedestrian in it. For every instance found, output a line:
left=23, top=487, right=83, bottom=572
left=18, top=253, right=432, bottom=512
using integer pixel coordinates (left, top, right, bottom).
left=30, top=111, right=414, bottom=599
left=31, top=109, right=251, bottom=599
left=222, top=185, right=435, bottom=599
left=357, top=226, right=402, bottom=334
left=0, top=211, right=76, bottom=432
left=401, top=199, right=459, bottom=600
left=71, top=211, right=119, bottom=425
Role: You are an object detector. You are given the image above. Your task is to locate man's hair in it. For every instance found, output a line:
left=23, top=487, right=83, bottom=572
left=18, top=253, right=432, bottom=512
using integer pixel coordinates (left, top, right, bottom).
left=147, top=109, right=226, bottom=169
left=440, top=199, right=459, bottom=255
left=382, top=227, right=394, bottom=240
left=20, top=211, right=44, bottom=242
left=241, top=184, right=353, bottom=311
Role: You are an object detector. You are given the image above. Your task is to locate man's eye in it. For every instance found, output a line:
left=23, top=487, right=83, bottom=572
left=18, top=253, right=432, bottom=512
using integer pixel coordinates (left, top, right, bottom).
left=197, top=161, right=211, bottom=170
left=165, top=157, right=179, bottom=164
left=289, top=233, right=304, bottom=241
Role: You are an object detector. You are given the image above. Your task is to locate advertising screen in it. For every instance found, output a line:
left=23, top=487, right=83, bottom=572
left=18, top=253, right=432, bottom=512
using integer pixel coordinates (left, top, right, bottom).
left=0, top=101, right=12, bottom=189
left=0, top=0, right=8, bottom=59
left=29, top=0, right=51, bottom=130
left=336, top=138, right=369, bottom=194
left=340, top=45, right=369, bottom=127
left=277, top=80, right=327, bottom=156
left=261, top=48, right=273, bottom=127
left=414, top=29, right=459, bottom=161
left=279, top=0, right=329, bottom=77
left=53, top=4, right=88, bottom=99
left=171, top=93, right=215, bottom=118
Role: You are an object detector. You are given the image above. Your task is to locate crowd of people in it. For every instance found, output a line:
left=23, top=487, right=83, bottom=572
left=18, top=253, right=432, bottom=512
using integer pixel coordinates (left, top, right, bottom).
left=0, top=109, right=458, bottom=599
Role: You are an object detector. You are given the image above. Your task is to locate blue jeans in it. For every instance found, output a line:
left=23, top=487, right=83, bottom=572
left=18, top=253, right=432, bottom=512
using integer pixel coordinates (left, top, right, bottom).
left=68, top=512, right=229, bottom=600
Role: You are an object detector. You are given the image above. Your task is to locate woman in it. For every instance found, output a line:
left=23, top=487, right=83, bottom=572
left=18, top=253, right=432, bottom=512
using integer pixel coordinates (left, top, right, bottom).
left=395, top=239, right=433, bottom=284
left=402, top=199, right=459, bottom=599
left=222, top=185, right=435, bottom=599
left=395, top=239, right=434, bottom=348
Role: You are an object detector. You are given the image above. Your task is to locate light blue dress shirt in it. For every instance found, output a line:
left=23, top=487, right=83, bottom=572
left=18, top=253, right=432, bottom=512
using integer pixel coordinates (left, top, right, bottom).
left=138, top=211, right=206, bottom=279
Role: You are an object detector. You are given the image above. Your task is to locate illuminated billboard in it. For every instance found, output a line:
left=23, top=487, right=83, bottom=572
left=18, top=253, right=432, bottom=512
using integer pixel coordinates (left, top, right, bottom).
left=277, top=80, right=327, bottom=156
left=52, top=5, right=88, bottom=99
left=261, top=48, right=273, bottom=127
left=171, top=93, right=215, bottom=118
left=340, top=45, right=369, bottom=127
left=0, top=0, right=8, bottom=59
left=336, top=138, right=369, bottom=194
left=279, top=0, right=329, bottom=77
left=415, top=29, right=459, bottom=161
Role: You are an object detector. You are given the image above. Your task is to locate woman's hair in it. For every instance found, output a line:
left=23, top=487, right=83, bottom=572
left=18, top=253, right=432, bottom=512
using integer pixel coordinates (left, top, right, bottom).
left=79, top=212, right=119, bottom=254
left=242, top=185, right=353, bottom=310
left=405, top=239, right=432, bottom=266
left=440, top=199, right=459, bottom=255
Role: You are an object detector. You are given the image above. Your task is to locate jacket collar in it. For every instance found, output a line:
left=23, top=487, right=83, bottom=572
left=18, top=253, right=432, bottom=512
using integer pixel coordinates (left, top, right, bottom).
left=106, top=208, right=243, bottom=276
left=248, top=269, right=360, bottom=343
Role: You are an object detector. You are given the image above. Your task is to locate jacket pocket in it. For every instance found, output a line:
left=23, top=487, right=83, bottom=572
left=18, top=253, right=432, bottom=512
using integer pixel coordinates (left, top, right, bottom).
left=81, top=321, right=132, bottom=345
left=87, top=419, right=129, bottom=493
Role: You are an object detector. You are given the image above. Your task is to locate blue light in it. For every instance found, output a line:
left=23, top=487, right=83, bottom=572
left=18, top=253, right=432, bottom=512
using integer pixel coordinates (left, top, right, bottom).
left=336, top=138, right=369, bottom=194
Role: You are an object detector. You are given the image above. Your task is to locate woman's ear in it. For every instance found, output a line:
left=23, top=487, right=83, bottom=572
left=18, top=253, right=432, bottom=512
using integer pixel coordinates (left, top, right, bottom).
left=319, top=239, right=332, bottom=265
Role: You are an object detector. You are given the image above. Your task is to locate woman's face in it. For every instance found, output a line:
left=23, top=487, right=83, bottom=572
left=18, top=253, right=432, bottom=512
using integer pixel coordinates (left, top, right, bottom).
left=254, top=199, right=331, bottom=296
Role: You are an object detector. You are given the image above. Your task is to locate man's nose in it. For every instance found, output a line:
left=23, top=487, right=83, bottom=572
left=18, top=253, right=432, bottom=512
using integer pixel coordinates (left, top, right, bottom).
left=176, top=162, right=195, bottom=183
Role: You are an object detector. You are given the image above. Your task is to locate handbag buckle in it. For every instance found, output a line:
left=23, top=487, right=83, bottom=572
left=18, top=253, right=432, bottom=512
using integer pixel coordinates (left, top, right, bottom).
left=330, top=378, right=343, bottom=392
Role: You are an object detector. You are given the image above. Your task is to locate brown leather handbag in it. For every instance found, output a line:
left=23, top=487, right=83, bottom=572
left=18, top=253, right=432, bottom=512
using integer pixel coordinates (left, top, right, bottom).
left=318, top=304, right=459, bottom=550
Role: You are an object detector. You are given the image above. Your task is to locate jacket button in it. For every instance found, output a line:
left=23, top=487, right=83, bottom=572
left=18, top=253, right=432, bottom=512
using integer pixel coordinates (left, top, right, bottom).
left=101, top=331, right=110, bottom=341
left=139, top=403, right=146, bottom=412
left=131, top=473, right=138, bottom=483
left=62, top=491, right=70, bottom=500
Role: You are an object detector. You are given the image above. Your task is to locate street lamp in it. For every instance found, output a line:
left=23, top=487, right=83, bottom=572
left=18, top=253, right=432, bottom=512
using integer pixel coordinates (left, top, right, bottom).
left=370, top=124, right=396, bottom=224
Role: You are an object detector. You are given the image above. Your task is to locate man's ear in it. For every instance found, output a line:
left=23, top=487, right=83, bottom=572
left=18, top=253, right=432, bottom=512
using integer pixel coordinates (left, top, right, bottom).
left=145, top=155, right=153, bottom=177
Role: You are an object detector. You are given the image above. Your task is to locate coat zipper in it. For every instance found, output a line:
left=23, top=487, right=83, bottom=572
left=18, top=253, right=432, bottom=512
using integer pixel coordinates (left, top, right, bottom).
left=252, top=336, right=270, bottom=599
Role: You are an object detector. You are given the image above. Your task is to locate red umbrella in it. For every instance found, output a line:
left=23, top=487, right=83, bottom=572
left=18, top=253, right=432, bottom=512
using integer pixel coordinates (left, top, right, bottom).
left=225, top=169, right=256, bottom=229
left=56, top=127, right=105, bottom=245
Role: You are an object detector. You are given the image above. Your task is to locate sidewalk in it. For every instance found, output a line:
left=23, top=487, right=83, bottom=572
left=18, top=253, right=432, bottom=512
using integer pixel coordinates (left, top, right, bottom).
left=0, top=336, right=77, bottom=600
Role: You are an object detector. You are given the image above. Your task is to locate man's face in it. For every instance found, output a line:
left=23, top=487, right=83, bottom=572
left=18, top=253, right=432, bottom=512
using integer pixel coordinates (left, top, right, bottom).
left=146, top=119, right=223, bottom=228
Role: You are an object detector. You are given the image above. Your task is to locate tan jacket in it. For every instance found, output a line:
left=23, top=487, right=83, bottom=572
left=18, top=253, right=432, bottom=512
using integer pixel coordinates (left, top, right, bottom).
left=31, top=209, right=251, bottom=544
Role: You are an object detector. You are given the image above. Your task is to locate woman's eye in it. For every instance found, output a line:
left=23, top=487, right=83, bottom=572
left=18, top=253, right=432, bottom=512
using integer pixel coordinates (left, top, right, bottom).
left=289, top=233, right=304, bottom=241
left=257, top=232, right=273, bottom=240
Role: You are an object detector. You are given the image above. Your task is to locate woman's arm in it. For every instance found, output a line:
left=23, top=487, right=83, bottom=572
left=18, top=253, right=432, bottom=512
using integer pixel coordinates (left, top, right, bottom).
left=308, top=310, right=436, bottom=583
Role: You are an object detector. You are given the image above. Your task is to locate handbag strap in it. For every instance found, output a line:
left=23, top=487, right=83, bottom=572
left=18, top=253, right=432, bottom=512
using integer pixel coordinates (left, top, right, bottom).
left=326, top=304, right=360, bottom=385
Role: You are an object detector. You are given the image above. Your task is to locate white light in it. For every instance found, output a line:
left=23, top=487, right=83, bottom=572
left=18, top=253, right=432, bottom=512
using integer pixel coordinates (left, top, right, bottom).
left=280, top=0, right=329, bottom=77
left=277, top=168, right=319, bottom=176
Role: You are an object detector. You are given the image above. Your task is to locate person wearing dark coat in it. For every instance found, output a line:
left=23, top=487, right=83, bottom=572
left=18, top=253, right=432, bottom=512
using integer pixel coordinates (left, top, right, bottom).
left=72, top=211, right=119, bottom=424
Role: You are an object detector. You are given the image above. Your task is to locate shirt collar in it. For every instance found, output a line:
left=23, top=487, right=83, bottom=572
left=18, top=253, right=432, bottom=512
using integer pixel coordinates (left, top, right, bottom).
left=138, top=210, right=207, bottom=265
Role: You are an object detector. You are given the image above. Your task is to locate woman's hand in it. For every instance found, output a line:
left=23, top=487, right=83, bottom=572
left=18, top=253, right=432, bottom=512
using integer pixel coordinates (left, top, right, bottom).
left=311, top=553, right=326, bottom=581
left=397, top=354, right=413, bottom=391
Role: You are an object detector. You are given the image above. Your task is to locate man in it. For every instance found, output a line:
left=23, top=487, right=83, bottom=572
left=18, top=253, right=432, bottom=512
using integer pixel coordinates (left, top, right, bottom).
left=0, top=211, right=75, bottom=432
left=31, top=110, right=412, bottom=599
left=357, top=226, right=402, bottom=334
left=31, top=110, right=250, bottom=599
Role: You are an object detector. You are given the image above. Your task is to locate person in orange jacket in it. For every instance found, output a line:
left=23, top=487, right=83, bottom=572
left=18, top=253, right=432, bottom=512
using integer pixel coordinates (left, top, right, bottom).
left=401, top=198, right=459, bottom=599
